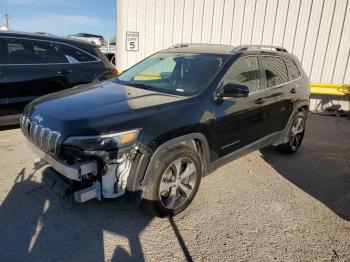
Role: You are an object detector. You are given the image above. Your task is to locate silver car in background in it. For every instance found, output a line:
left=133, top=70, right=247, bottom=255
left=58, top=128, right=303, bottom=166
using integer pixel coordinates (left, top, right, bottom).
left=68, top=33, right=106, bottom=47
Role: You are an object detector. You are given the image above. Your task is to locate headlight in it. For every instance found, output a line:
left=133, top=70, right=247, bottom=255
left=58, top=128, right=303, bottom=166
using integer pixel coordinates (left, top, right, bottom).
left=63, top=129, right=140, bottom=151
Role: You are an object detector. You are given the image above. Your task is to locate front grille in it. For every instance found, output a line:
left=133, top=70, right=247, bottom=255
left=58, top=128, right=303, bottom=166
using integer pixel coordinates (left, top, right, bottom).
left=20, top=115, right=61, bottom=155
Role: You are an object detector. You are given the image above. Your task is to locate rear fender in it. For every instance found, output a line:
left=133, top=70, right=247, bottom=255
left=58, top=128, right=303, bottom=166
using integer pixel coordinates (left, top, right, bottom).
left=278, top=101, right=309, bottom=145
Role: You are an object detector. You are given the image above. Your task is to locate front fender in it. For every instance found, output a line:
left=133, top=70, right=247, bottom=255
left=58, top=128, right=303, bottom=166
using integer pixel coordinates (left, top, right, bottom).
left=126, top=133, right=210, bottom=205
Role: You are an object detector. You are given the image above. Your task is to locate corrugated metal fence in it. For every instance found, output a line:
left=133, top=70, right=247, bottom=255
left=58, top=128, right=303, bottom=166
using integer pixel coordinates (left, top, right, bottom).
left=116, top=0, right=350, bottom=84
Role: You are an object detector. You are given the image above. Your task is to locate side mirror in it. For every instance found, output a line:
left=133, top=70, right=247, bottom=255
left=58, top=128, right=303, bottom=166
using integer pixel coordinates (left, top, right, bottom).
left=221, top=83, right=249, bottom=98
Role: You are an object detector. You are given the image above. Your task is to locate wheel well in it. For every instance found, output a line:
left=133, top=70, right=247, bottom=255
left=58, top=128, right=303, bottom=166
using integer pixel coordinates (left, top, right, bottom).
left=141, top=133, right=211, bottom=188
left=298, top=105, right=309, bottom=113
left=174, top=138, right=209, bottom=174
left=167, top=138, right=208, bottom=175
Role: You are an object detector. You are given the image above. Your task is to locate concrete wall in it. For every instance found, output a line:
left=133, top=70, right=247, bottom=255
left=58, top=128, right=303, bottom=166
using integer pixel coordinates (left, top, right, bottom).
left=116, top=0, right=350, bottom=85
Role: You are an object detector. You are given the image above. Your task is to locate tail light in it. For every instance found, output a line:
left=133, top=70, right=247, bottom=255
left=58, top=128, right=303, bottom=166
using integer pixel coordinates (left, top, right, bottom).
left=110, top=67, right=119, bottom=77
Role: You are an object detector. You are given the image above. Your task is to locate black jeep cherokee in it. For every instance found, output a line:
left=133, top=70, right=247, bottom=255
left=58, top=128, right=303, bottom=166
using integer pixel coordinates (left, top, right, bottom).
left=20, top=44, right=310, bottom=217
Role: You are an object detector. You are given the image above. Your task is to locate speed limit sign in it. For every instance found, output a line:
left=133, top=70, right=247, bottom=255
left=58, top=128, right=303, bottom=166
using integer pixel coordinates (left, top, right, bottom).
left=126, top=31, right=139, bottom=51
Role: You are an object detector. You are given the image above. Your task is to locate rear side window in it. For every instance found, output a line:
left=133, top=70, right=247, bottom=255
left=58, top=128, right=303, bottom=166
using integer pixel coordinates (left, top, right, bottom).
left=92, top=47, right=113, bottom=67
left=261, top=56, right=288, bottom=87
left=223, top=56, right=262, bottom=93
left=4, top=38, right=68, bottom=64
left=285, top=58, right=301, bottom=80
left=58, top=44, right=97, bottom=63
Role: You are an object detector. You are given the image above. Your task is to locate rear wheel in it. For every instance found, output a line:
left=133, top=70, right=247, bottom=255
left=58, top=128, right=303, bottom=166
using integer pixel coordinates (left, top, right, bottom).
left=277, top=111, right=306, bottom=154
left=142, top=144, right=202, bottom=217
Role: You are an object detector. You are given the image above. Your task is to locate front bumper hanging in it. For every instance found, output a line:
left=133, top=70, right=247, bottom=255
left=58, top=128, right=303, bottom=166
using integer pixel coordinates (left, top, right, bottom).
left=28, top=142, right=97, bottom=181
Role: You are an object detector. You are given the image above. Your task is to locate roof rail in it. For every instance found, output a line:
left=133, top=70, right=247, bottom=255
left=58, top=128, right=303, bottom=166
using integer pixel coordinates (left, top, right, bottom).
left=232, top=45, right=288, bottom=53
left=168, top=43, right=193, bottom=48
left=168, top=43, right=233, bottom=49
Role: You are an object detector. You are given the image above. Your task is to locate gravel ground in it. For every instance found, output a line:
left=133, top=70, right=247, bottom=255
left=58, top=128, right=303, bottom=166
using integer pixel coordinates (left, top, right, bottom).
left=0, top=114, right=349, bottom=262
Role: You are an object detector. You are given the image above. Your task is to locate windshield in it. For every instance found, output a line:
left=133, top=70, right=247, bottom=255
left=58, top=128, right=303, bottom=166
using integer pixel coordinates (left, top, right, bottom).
left=115, top=52, right=229, bottom=96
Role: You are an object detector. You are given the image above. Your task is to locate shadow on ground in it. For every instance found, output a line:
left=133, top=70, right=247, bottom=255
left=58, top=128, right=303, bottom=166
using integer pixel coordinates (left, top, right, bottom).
left=0, top=164, right=157, bottom=261
left=0, top=168, right=150, bottom=261
left=260, top=115, right=350, bottom=221
left=0, top=167, right=193, bottom=261
left=0, top=124, right=19, bottom=132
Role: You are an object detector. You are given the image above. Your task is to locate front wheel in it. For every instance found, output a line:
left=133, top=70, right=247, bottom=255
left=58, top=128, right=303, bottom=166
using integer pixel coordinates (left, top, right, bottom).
left=277, top=111, right=306, bottom=154
left=142, top=144, right=202, bottom=217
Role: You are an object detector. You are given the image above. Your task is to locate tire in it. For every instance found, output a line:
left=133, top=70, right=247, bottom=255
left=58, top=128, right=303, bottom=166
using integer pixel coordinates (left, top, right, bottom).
left=277, top=111, right=306, bottom=154
left=142, top=144, right=202, bottom=217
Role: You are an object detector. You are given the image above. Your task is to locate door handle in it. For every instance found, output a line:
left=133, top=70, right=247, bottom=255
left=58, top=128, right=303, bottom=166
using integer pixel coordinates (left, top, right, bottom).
left=57, top=69, right=72, bottom=75
left=255, top=98, right=266, bottom=105
left=290, top=88, right=297, bottom=94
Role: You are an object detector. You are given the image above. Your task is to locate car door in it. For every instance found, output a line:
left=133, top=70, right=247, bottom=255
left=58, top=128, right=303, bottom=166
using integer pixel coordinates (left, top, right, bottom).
left=0, top=37, right=8, bottom=120
left=0, top=64, right=9, bottom=122
left=260, top=55, right=292, bottom=137
left=0, top=37, right=22, bottom=125
left=56, top=43, right=104, bottom=86
left=3, top=37, right=71, bottom=116
left=212, top=55, right=269, bottom=157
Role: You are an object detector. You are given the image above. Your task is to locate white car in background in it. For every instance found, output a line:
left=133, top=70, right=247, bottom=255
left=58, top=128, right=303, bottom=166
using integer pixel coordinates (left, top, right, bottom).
left=68, top=33, right=106, bottom=46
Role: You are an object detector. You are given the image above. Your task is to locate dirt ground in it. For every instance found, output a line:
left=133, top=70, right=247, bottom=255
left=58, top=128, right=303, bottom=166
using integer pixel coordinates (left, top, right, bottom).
left=0, top=114, right=349, bottom=262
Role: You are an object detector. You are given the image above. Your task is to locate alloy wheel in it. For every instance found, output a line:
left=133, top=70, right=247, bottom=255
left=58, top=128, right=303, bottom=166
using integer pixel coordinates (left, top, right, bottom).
left=290, top=117, right=304, bottom=150
left=159, top=157, right=197, bottom=210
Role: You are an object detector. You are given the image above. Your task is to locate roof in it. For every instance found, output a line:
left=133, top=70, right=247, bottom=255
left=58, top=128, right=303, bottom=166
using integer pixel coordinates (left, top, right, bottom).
left=164, top=43, right=236, bottom=54
left=0, top=30, right=95, bottom=47
left=165, top=43, right=291, bottom=56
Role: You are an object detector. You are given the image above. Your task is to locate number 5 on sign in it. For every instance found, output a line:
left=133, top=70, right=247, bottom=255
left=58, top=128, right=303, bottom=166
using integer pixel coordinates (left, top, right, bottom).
left=126, top=31, right=139, bottom=51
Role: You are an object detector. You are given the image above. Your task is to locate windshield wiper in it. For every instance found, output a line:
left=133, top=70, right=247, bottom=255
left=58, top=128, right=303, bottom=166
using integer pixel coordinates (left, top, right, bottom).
left=126, top=83, right=155, bottom=91
left=120, top=81, right=174, bottom=95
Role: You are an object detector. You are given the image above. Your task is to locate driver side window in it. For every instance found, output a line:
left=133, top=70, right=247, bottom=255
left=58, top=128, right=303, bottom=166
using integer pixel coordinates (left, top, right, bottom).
left=223, top=56, right=261, bottom=93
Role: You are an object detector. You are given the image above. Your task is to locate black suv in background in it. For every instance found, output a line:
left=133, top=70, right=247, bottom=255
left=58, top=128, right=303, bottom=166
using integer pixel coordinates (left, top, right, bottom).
left=0, top=31, right=117, bottom=126
left=20, top=44, right=310, bottom=217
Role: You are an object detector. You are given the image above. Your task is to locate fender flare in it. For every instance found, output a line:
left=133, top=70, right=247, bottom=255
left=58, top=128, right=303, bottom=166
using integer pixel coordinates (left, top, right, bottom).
left=125, top=133, right=210, bottom=204
left=295, top=100, right=309, bottom=112
left=279, top=101, right=309, bottom=144
left=140, top=133, right=210, bottom=192
left=127, top=133, right=210, bottom=194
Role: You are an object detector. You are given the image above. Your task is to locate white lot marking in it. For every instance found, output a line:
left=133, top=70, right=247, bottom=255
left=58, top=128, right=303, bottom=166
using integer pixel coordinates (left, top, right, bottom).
left=0, top=140, right=11, bottom=142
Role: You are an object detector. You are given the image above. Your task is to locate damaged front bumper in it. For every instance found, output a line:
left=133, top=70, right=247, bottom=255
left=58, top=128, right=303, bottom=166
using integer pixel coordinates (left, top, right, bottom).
left=29, top=142, right=97, bottom=181
left=28, top=141, right=150, bottom=204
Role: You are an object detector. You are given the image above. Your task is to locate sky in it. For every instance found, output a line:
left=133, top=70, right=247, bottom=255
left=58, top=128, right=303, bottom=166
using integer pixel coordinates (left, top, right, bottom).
left=0, top=0, right=116, bottom=40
